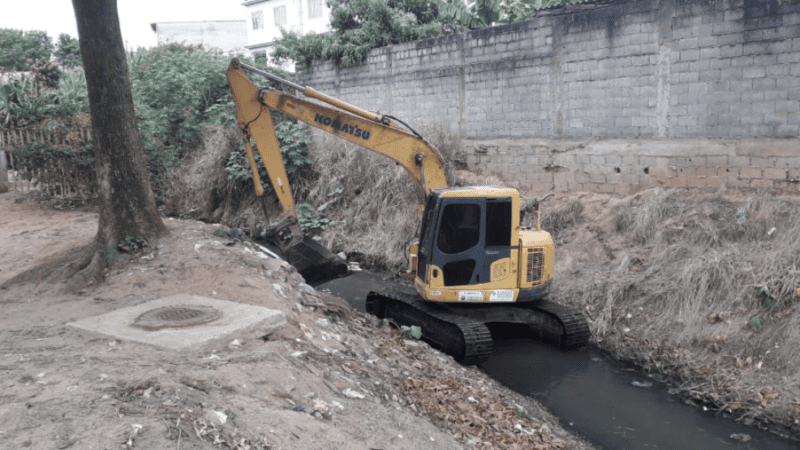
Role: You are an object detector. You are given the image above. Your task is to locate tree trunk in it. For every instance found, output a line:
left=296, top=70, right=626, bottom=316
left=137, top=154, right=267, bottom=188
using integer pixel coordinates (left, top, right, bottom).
left=0, top=0, right=167, bottom=293
left=67, top=0, right=167, bottom=286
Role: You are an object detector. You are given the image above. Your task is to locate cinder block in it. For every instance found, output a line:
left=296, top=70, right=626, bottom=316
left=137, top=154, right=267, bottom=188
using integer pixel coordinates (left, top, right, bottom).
left=764, top=168, right=787, bottom=179
left=705, top=177, right=726, bottom=188
left=740, top=167, right=763, bottom=178
left=651, top=166, right=675, bottom=182
left=743, top=66, right=766, bottom=79
left=750, top=179, right=775, bottom=188
left=686, top=176, right=708, bottom=188
left=695, top=166, right=717, bottom=178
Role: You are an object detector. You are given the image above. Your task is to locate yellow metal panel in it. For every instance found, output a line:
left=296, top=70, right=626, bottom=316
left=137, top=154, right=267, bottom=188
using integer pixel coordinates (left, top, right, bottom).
left=490, top=258, right=511, bottom=281
left=259, top=91, right=449, bottom=195
left=518, top=229, right=554, bottom=289
left=226, top=63, right=296, bottom=218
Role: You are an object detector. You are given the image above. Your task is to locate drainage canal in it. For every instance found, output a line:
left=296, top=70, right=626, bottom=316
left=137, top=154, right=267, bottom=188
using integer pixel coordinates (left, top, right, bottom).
left=318, top=271, right=797, bottom=450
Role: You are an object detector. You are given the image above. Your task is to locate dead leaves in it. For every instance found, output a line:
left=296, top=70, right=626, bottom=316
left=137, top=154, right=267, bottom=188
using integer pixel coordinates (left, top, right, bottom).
left=702, top=335, right=727, bottom=353
left=399, top=377, right=567, bottom=450
left=754, top=387, right=780, bottom=408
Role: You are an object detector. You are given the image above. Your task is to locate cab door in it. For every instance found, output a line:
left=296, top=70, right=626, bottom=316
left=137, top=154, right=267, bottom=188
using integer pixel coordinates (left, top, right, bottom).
left=419, top=196, right=512, bottom=288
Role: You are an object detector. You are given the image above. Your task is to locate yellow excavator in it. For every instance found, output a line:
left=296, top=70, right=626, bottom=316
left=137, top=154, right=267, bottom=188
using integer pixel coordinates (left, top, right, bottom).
left=226, top=59, right=589, bottom=364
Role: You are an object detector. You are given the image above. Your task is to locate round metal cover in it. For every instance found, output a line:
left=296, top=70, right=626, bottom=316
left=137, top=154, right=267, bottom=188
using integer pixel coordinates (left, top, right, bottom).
left=132, top=305, right=222, bottom=331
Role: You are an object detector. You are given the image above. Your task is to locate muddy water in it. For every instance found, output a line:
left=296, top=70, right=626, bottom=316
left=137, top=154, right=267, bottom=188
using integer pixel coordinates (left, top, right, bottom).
left=318, top=271, right=797, bottom=450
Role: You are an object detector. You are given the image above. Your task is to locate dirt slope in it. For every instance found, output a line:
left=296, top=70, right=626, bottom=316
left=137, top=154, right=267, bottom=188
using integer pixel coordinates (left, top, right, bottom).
left=543, top=187, right=800, bottom=440
left=0, top=191, right=591, bottom=450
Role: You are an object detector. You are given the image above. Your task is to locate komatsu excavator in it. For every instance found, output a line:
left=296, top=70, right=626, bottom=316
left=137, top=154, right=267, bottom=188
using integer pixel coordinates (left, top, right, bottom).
left=226, top=59, right=589, bottom=364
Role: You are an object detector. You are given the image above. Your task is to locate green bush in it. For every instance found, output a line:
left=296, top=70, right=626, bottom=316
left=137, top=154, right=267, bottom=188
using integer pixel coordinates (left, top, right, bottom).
left=273, top=0, right=446, bottom=67
left=225, top=118, right=313, bottom=186
left=3, top=43, right=314, bottom=206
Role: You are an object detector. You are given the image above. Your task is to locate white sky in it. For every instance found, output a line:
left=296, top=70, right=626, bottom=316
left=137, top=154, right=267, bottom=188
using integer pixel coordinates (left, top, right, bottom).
left=0, top=0, right=247, bottom=50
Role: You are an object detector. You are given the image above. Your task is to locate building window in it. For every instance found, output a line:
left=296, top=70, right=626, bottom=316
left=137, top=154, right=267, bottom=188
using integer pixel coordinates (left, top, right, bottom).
left=251, top=11, right=264, bottom=30
left=308, top=0, right=322, bottom=19
left=274, top=5, right=287, bottom=26
left=253, top=50, right=268, bottom=64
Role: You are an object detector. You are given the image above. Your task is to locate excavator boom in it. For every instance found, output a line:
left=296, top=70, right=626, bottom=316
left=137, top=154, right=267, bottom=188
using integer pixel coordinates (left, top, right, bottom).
left=225, top=58, right=450, bottom=283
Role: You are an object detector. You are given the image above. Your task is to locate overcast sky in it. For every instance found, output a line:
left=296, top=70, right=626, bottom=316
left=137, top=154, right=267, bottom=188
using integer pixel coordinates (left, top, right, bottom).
left=1, top=0, right=247, bottom=50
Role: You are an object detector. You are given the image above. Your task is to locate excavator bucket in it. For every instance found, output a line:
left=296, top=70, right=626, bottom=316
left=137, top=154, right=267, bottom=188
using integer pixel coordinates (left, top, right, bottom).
left=281, top=234, right=349, bottom=285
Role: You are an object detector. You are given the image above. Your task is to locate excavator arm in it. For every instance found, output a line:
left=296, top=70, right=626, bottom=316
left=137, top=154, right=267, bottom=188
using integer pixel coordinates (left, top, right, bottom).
left=225, top=58, right=449, bottom=281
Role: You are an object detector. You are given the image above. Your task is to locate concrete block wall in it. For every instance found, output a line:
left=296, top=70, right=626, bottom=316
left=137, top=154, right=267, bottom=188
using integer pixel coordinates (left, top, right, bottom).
left=299, top=0, right=800, bottom=194
left=462, top=137, right=800, bottom=195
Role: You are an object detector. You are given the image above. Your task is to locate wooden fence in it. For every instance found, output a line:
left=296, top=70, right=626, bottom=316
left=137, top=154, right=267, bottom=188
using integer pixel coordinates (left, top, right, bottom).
left=0, top=127, right=94, bottom=198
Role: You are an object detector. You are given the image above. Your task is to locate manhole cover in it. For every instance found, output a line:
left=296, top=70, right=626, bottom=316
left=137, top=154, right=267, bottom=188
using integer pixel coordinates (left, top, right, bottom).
left=132, top=305, right=222, bottom=331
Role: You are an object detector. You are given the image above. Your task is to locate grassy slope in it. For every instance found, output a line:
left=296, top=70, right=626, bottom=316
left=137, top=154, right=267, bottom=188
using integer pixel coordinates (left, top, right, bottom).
left=550, top=189, right=800, bottom=437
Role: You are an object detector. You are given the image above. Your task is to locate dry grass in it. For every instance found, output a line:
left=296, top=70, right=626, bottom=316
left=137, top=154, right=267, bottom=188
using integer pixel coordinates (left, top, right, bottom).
left=538, top=201, right=584, bottom=240
left=549, top=188, right=800, bottom=431
left=568, top=189, right=800, bottom=372
left=301, top=124, right=462, bottom=271
left=165, top=125, right=272, bottom=231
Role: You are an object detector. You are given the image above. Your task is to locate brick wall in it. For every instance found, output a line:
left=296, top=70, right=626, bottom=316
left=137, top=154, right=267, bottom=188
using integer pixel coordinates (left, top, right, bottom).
left=299, top=0, right=800, bottom=195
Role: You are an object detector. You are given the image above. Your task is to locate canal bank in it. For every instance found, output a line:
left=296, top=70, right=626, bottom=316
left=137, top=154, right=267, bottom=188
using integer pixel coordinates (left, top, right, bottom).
left=320, top=270, right=799, bottom=449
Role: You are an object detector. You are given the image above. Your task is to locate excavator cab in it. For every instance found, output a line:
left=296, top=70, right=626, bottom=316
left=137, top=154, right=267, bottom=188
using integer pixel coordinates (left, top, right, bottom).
left=417, top=189, right=513, bottom=288
left=412, top=187, right=554, bottom=304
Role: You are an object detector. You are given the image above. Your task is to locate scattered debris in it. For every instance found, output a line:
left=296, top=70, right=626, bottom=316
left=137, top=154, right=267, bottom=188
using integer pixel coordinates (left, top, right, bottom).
left=212, top=410, right=227, bottom=425
left=126, top=424, right=142, bottom=448
left=343, top=388, right=365, bottom=399
left=730, top=433, right=751, bottom=442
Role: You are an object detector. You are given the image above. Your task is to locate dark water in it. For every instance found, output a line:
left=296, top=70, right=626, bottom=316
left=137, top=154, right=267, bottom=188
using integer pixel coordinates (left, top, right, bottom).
left=318, top=271, right=798, bottom=450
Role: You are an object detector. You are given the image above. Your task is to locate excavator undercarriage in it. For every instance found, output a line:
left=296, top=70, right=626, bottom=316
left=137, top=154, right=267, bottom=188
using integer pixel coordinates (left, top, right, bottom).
left=367, top=290, right=590, bottom=365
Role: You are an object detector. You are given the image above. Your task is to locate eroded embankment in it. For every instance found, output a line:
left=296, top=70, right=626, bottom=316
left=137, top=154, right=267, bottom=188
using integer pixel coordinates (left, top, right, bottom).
left=545, top=189, right=800, bottom=439
left=166, top=124, right=800, bottom=439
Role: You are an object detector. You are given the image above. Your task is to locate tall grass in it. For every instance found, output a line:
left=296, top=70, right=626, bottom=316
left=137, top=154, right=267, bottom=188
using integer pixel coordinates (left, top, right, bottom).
left=301, top=124, right=462, bottom=271
left=568, top=189, right=800, bottom=371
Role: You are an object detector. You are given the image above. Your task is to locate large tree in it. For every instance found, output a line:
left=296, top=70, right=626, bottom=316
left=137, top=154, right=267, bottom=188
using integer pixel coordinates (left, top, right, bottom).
left=1, top=0, right=168, bottom=292
left=66, top=0, right=168, bottom=288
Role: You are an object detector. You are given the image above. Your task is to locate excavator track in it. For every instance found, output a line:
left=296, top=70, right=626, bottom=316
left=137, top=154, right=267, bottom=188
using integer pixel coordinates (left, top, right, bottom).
left=523, top=299, right=591, bottom=349
left=366, top=291, right=590, bottom=365
left=367, top=290, right=493, bottom=365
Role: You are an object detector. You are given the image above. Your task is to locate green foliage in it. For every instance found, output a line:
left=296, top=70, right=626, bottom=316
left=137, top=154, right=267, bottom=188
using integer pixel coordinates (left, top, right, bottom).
left=225, top=117, right=313, bottom=184
left=296, top=202, right=337, bottom=232
left=0, top=29, right=53, bottom=71
left=755, top=286, right=775, bottom=310
left=118, top=236, right=146, bottom=253
left=273, top=0, right=446, bottom=67
left=272, top=31, right=335, bottom=69
left=750, top=316, right=765, bottom=332
left=3, top=42, right=312, bottom=208
left=12, top=141, right=93, bottom=174
left=127, top=44, right=270, bottom=201
left=54, top=34, right=82, bottom=68
left=438, top=0, right=581, bottom=29
left=128, top=44, right=232, bottom=156
left=0, top=75, right=87, bottom=128
left=273, top=0, right=587, bottom=66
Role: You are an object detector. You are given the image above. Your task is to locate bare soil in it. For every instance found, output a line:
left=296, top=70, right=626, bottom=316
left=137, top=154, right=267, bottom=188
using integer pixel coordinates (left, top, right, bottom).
left=0, top=190, right=592, bottom=450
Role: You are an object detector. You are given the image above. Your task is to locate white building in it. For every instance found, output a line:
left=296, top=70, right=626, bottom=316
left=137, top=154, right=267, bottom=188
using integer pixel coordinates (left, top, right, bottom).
left=243, top=0, right=331, bottom=71
left=150, top=21, right=249, bottom=55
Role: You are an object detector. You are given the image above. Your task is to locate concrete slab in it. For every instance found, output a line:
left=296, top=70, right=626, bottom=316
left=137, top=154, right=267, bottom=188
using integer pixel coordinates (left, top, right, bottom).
left=68, top=294, right=285, bottom=352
